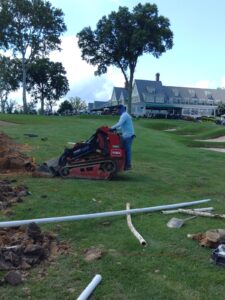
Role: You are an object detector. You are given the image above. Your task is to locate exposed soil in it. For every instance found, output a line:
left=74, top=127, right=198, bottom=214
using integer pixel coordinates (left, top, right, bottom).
left=0, top=132, right=35, bottom=174
left=187, top=229, right=225, bottom=248
left=0, top=179, right=29, bottom=210
left=0, top=223, right=69, bottom=271
left=0, top=132, right=70, bottom=286
left=84, top=247, right=105, bottom=262
left=0, top=223, right=70, bottom=286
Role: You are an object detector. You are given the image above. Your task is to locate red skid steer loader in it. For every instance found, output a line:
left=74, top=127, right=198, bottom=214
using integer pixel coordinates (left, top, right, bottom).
left=34, top=126, right=126, bottom=180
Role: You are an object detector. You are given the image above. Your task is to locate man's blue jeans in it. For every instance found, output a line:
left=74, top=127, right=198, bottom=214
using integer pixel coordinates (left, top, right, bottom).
left=123, top=136, right=134, bottom=169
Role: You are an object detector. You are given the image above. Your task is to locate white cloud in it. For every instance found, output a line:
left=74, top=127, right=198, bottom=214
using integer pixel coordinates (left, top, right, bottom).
left=220, top=76, right=225, bottom=88
left=194, top=80, right=214, bottom=89
left=8, top=35, right=124, bottom=104
left=50, top=36, right=96, bottom=85
left=50, top=35, right=124, bottom=102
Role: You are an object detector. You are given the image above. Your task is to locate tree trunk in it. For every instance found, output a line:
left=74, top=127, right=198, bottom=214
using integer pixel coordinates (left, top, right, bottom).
left=41, top=99, right=44, bottom=114
left=127, top=70, right=134, bottom=114
left=0, top=92, right=8, bottom=113
left=0, top=99, right=5, bottom=113
left=41, top=92, right=44, bottom=115
left=22, top=55, right=27, bottom=113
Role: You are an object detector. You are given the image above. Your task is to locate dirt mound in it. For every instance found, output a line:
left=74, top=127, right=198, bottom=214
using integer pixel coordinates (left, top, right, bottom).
left=0, top=132, right=35, bottom=173
left=0, top=223, right=69, bottom=271
left=188, top=229, right=225, bottom=248
left=0, top=179, right=29, bottom=210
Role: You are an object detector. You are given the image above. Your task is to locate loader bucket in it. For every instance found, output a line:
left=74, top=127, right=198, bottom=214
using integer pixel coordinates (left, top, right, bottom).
left=32, top=158, right=60, bottom=177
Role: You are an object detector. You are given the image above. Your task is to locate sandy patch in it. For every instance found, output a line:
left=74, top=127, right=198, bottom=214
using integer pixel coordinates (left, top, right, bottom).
left=197, top=136, right=225, bottom=142
left=0, top=121, right=17, bottom=126
left=164, top=128, right=177, bottom=132
left=200, top=147, right=225, bottom=153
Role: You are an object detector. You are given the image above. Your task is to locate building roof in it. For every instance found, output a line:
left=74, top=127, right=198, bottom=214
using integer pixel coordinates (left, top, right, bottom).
left=93, top=100, right=109, bottom=109
left=134, top=79, right=225, bottom=103
left=112, top=87, right=129, bottom=101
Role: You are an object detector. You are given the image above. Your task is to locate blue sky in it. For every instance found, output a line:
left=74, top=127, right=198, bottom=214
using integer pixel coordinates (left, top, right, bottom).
left=11, top=0, right=225, bottom=104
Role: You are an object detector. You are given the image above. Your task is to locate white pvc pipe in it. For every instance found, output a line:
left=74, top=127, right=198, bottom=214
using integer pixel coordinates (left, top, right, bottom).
left=161, top=207, right=214, bottom=214
left=126, top=202, right=147, bottom=246
left=0, top=199, right=210, bottom=228
left=77, top=274, right=102, bottom=300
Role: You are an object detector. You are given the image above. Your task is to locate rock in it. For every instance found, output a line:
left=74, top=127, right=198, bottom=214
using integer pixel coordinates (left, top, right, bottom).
left=4, top=271, right=22, bottom=286
left=84, top=247, right=104, bottom=262
left=20, top=260, right=31, bottom=270
left=26, top=223, right=43, bottom=242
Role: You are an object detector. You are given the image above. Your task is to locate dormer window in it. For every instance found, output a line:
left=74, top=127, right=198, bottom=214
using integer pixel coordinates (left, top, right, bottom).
left=189, top=89, right=197, bottom=98
left=172, top=88, right=180, bottom=97
left=146, top=86, right=155, bottom=94
left=204, top=91, right=213, bottom=99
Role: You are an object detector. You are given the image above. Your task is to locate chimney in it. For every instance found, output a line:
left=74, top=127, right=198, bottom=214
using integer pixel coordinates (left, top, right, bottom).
left=124, top=81, right=129, bottom=89
left=155, top=73, right=160, bottom=82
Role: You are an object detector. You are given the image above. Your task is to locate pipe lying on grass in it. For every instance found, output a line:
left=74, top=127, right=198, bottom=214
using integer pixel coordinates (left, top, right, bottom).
left=177, top=209, right=225, bottom=219
left=77, top=274, right=102, bottom=300
left=161, top=207, right=214, bottom=214
left=0, top=199, right=211, bottom=228
left=126, top=202, right=147, bottom=246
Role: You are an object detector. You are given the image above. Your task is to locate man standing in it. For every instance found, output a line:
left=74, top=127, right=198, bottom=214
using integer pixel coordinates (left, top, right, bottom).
left=110, top=105, right=135, bottom=170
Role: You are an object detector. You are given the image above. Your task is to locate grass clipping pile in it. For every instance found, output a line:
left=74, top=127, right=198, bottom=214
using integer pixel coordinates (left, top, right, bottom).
left=0, top=132, right=35, bottom=174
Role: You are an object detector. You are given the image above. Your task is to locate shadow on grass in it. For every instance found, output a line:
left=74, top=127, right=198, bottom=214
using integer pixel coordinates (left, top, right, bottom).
left=112, top=173, right=142, bottom=182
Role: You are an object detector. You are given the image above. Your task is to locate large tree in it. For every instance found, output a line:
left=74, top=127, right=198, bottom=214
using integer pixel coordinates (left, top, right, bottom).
left=27, top=58, right=69, bottom=114
left=0, top=0, right=66, bottom=113
left=216, top=102, right=225, bottom=116
left=77, top=3, right=173, bottom=113
left=68, top=97, right=87, bottom=113
left=0, top=55, right=20, bottom=113
left=58, top=100, right=73, bottom=115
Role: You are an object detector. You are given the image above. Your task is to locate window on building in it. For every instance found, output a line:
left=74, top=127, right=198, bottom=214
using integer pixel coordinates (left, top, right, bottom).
left=191, top=108, right=198, bottom=115
left=146, top=86, right=156, bottom=94
left=182, top=108, right=190, bottom=115
left=204, top=90, right=213, bottom=99
left=143, top=93, right=155, bottom=102
left=155, top=95, right=164, bottom=103
left=172, top=88, right=180, bottom=97
left=189, top=89, right=197, bottom=98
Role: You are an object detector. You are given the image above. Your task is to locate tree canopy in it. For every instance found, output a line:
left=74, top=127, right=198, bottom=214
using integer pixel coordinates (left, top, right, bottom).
left=0, top=0, right=67, bottom=113
left=58, top=100, right=73, bottom=115
left=77, top=3, right=173, bottom=113
left=216, top=102, right=225, bottom=116
left=68, top=97, right=87, bottom=113
left=27, top=58, right=69, bottom=114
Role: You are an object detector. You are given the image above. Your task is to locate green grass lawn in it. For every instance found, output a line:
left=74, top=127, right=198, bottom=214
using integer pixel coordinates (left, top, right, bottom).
left=1, top=114, right=225, bottom=299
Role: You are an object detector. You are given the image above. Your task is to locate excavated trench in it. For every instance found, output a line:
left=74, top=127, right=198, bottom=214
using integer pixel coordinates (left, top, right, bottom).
left=0, top=132, right=34, bottom=210
left=0, top=223, right=64, bottom=271
left=0, top=132, right=35, bottom=174
left=0, top=132, right=69, bottom=285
